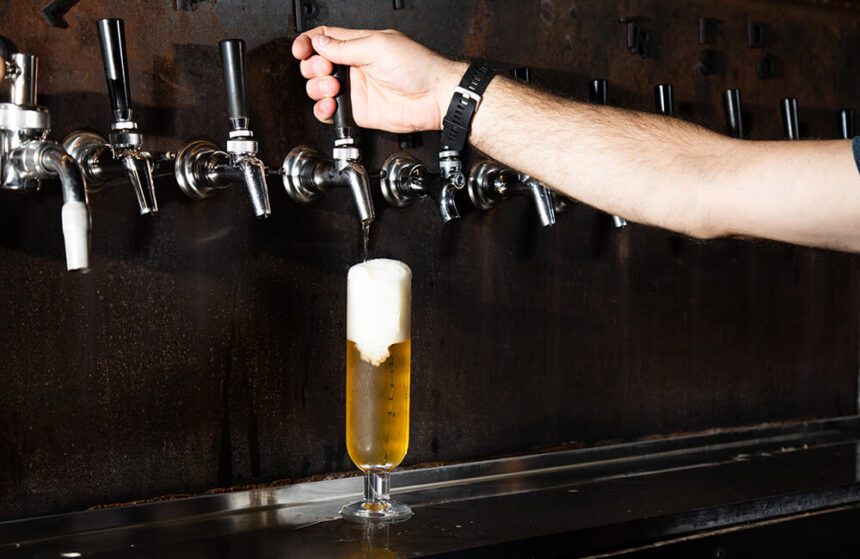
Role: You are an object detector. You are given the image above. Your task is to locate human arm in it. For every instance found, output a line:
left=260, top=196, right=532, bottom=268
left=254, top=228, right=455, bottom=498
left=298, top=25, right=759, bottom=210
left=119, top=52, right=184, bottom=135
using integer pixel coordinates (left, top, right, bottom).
left=293, top=27, right=860, bottom=252
left=470, top=78, right=860, bottom=251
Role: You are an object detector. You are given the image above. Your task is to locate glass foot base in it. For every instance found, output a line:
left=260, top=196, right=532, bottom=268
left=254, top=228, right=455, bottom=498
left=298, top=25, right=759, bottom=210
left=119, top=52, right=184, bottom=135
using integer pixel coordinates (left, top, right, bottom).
left=341, top=499, right=413, bottom=520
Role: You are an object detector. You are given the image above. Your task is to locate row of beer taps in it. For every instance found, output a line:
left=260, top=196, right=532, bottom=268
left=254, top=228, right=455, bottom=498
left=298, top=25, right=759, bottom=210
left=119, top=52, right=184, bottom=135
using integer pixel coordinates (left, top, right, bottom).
left=0, top=19, right=855, bottom=273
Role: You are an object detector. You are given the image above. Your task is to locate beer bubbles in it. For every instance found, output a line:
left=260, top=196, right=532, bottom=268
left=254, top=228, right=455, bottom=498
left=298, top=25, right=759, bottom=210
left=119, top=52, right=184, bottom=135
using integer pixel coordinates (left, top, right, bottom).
left=343, top=258, right=414, bottom=520
left=347, top=259, right=411, bottom=366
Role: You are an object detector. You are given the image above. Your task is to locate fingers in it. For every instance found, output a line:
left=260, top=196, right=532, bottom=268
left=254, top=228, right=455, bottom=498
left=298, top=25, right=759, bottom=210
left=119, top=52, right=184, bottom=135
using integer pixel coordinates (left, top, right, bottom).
left=314, top=98, right=336, bottom=123
left=299, top=55, right=333, bottom=79
left=306, top=26, right=374, bottom=42
left=292, top=26, right=373, bottom=60
left=294, top=26, right=371, bottom=126
left=310, top=33, right=376, bottom=66
left=291, top=34, right=314, bottom=60
left=305, top=75, right=340, bottom=101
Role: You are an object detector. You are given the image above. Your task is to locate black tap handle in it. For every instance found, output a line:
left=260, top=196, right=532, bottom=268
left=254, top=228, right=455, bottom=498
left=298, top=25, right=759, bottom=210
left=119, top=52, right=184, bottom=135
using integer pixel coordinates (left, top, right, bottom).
left=97, top=18, right=132, bottom=115
left=722, top=89, right=744, bottom=139
left=219, top=39, right=248, bottom=124
left=333, top=65, right=355, bottom=138
left=839, top=109, right=855, bottom=140
left=589, top=79, right=608, bottom=105
left=781, top=98, right=799, bottom=140
left=655, top=83, right=674, bottom=116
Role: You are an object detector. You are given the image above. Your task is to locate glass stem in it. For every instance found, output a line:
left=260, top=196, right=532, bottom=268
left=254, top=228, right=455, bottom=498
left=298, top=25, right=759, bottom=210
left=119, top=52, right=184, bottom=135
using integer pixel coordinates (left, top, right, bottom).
left=365, top=471, right=390, bottom=504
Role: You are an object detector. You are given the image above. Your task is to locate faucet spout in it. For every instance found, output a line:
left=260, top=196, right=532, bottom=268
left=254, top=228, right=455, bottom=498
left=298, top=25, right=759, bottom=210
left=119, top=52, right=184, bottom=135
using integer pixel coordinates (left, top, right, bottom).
left=61, top=19, right=165, bottom=216
left=523, top=177, right=557, bottom=227
left=431, top=178, right=461, bottom=223
left=340, top=162, right=375, bottom=223
left=122, top=151, right=157, bottom=215
left=281, top=147, right=375, bottom=223
left=467, top=160, right=558, bottom=227
left=238, top=156, right=271, bottom=218
left=39, top=143, right=92, bottom=271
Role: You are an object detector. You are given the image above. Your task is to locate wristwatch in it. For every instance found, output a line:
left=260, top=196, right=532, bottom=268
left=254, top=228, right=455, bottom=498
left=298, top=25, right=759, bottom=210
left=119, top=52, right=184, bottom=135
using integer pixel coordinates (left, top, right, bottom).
left=441, top=63, right=496, bottom=153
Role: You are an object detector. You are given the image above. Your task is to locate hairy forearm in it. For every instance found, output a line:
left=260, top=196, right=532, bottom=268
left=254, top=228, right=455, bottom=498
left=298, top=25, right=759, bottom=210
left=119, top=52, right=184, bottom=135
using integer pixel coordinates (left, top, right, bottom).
left=709, top=139, right=860, bottom=251
left=467, top=74, right=860, bottom=251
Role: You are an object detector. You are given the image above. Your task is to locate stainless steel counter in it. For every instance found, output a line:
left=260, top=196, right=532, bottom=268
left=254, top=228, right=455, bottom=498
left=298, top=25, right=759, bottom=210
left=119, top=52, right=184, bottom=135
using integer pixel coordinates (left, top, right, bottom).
left=4, top=417, right=860, bottom=557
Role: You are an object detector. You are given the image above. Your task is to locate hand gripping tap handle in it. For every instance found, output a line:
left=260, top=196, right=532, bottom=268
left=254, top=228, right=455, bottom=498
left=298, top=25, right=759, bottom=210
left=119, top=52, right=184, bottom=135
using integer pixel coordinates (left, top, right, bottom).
left=97, top=19, right=132, bottom=117
left=219, top=39, right=248, bottom=128
left=332, top=65, right=355, bottom=139
left=331, top=65, right=373, bottom=222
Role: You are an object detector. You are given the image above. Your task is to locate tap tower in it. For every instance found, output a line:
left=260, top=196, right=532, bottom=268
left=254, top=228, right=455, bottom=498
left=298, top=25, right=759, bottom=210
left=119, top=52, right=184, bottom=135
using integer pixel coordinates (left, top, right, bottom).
left=64, top=19, right=159, bottom=215
left=281, top=65, right=375, bottom=224
left=0, top=44, right=91, bottom=271
left=174, top=39, right=271, bottom=218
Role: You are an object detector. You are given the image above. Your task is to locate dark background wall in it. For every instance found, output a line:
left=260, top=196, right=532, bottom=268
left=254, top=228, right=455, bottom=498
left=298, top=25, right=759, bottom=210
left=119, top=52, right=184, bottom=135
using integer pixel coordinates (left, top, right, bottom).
left=0, top=0, right=858, bottom=521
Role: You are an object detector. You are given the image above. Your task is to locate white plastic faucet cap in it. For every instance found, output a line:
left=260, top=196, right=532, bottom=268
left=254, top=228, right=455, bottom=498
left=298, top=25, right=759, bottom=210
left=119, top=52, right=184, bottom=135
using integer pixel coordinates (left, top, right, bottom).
left=61, top=201, right=91, bottom=271
left=347, top=259, right=411, bottom=366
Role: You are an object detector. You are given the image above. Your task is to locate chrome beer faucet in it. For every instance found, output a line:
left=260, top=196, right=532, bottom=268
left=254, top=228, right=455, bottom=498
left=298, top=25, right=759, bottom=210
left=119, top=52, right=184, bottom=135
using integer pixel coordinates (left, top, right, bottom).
left=174, top=39, right=271, bottom=218
left=0, top=49, right=91, bottom=271
left=467, top=161, right=556, bottom=227
left=282, top=65, right=374, bottom=224
left=64, top=19, right=158, bottom=215
left=380, top=150, right=465, bottom=223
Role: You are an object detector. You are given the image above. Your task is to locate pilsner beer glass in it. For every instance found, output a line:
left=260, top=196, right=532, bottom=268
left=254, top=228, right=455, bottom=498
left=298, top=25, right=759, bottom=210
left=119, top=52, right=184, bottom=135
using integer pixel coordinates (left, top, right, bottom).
left=341, top=259, right=413, bottom=520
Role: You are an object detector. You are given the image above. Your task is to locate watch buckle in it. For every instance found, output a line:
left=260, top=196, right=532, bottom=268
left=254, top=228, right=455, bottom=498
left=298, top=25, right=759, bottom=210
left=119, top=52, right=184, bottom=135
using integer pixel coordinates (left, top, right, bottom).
left=454, top=86, right=482, bottom=110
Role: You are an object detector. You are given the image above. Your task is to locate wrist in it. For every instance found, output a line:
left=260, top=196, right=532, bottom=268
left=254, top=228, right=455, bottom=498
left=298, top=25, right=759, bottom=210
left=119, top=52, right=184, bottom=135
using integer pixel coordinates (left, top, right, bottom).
left=434, top=60, right=468, bottom=131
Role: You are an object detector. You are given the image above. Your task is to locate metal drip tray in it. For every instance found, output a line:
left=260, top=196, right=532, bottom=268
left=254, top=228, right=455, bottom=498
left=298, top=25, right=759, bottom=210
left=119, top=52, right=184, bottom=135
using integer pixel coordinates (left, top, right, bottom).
left=3, top=417, right=860, bottom=557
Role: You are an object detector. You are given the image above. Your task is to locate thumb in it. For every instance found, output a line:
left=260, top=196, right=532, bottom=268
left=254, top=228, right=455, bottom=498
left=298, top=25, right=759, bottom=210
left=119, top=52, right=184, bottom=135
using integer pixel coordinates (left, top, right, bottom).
left=312, top=33, right=376, bottom=67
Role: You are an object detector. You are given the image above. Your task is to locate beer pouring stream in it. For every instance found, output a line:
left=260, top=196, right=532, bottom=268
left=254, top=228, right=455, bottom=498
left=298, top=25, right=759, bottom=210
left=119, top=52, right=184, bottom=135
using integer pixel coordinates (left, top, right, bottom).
left=331, top=65, right=375, bottom=261
left=280, top=64, right=375, bottom=256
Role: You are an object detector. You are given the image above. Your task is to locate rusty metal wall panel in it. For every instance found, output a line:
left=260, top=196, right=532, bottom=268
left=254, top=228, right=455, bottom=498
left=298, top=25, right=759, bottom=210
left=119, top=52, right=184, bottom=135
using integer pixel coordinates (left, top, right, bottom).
left=0, top=0, right=857, bottom=520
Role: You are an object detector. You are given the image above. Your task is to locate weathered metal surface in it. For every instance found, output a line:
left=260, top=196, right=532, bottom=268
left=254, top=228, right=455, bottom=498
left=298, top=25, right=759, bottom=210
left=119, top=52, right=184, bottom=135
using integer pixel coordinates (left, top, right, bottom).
left=0, top=0, right=857, bottom=520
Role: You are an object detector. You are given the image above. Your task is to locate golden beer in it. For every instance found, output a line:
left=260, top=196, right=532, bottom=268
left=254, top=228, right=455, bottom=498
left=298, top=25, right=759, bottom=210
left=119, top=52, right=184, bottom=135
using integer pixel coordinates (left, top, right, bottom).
left=346, top=339, right=410, bottom=471
left=342, top=258, right=413, bottom=519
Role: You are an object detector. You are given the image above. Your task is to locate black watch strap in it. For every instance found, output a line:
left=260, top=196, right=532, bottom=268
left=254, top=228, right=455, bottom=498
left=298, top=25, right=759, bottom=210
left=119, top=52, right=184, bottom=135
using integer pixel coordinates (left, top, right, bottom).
left=853, top=137, right=860, bottom=177
left=441, top=63, right=496, bottom=153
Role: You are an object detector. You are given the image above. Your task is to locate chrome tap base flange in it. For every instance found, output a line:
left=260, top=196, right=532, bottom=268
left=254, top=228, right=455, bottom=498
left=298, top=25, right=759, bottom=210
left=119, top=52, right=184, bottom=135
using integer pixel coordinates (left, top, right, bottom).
left=63, top=132, right=111, bottom=192
left=175, top=139, right=221, bottom=200
left=63, top=132, right=106, bottom=166
left=380, top=153, right=420, bottom=208
left=467, top=160, right=506, bottom=210
left=281, top=146, right=324, bottom=204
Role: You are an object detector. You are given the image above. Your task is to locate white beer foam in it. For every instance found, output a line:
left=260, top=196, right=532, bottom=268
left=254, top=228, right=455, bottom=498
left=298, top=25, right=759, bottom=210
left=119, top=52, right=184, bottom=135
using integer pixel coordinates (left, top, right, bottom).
left=347, top=259, right=411, bottom=366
